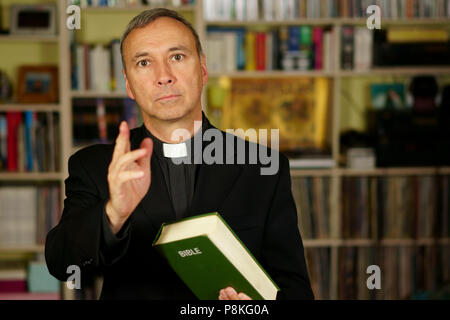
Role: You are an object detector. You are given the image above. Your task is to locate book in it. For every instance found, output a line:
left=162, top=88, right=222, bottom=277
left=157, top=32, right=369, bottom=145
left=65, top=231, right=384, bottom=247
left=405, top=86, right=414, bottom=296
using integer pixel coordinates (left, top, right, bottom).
left=222, top=77, right=330, bottom=152
left=152, top=212, right=280, bottom=300
left=370, top=83, right=406, bottom=109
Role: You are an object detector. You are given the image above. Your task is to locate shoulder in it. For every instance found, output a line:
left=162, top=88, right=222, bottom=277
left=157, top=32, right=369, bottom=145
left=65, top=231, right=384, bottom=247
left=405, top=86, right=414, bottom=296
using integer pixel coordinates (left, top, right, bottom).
left=69, top=126, right=142, bottom=169
left=217, top=128, right=290, bottom=177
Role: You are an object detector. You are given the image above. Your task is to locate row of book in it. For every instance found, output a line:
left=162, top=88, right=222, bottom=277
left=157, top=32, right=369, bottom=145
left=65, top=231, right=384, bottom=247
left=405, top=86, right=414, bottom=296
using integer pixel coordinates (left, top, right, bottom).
left=291, top=175, right=450, bottom=240
left=0, top=185, right=61, bottom=246
left=206, top=25, right=375, bottom=72
left=304, top=247, right=331, bottom=300
left=70, top=0, right=194, bottom=7
left=292, top=177, right=332, bottom=239
left=204, top=0, right=450, bottom=21
left=338, top=245, right=450, bottom=299
left=206, top=26, right=338, bottom=72
left=341, top=176, right=450, bottom=239
left=0, top=261, right=60, bottom=300
left=70, top=39, right=125, bottom=93
left=0, top=112, right=60, bottom=173
left=73, top=98, right=141, bottom=145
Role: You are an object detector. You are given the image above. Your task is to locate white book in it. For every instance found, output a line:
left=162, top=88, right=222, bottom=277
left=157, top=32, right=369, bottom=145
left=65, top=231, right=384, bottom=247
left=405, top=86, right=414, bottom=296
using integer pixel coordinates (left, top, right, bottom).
left=205, top=34, right=224, bottom=73
left=246, top=0, right=259, bottom=20
left=90, top=44, right=111, bottom=92
left=286, top=0, right=296, bottom=19
left=289, top=158, right=335, bottom=169
left=222, top=32, right=237, bottom=72
left=234, top=0, right=246, bottom=20
left=263, top=0, right=274, bottom=21
left=76, top=45, right=85, bottom=91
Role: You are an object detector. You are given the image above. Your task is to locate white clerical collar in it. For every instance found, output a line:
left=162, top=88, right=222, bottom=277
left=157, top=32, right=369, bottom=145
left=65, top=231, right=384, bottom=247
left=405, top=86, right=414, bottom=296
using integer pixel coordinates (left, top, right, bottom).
left=163, top=142, right=188, bottom=158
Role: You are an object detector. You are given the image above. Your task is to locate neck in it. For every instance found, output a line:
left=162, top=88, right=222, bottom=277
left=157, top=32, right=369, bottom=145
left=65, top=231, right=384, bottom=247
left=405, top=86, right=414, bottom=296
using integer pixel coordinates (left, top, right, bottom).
left=143, top=108, right=203, bottom=143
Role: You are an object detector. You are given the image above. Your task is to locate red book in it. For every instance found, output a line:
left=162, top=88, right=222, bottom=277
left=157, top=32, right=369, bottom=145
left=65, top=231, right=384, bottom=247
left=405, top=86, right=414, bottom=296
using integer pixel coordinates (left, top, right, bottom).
left=0, top=280, right=27, bottom=293
left=255, top=32, right=266, bottom=71
left=0, top=292, right=60, bottom=300
left=6, top=111, right=22, bottom=171
left=313, top=27, right=323, bottom=70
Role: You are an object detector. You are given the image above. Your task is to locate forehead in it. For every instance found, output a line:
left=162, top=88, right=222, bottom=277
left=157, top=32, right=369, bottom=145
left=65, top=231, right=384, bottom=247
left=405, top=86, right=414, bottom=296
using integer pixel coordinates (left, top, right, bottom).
left=123, top=17, right=196, bottom=54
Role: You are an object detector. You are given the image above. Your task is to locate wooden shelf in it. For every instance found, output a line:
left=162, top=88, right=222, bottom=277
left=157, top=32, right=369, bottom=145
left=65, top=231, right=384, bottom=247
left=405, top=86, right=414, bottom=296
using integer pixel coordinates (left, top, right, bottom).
left=208, top=70, right=336, bottom=78
left=0, top=172, right=62, bottom=181
left=291, top=169, right=336, bottom=177
left=0, top=35, right=59, bottom=42
left=0, top=103, right=60, bottom=112
left=303, top=238, right=450, bottom=247
left=71, top=90, right=129, bottom=98
left=206, top=18, right=450, bottom=27
left=339, top=66, right=450, bottom=76
left=0, top=245, right=45, bottom=253
left=338, top=167, right=441, bottom=176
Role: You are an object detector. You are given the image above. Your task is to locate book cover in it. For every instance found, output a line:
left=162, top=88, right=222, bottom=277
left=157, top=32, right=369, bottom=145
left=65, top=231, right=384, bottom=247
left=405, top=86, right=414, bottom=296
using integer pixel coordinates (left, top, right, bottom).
left=152, top=212, right=279, bottom=300
left=222, top=77, right=330, bottom=152
left=370, top=83, right=406, bottom=109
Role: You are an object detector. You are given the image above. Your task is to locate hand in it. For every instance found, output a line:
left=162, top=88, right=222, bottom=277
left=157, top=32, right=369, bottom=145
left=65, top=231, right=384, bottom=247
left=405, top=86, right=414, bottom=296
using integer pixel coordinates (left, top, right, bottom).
left=218, top=287, right=252, bottom=300
left=106, top=121, right=153, bottom=234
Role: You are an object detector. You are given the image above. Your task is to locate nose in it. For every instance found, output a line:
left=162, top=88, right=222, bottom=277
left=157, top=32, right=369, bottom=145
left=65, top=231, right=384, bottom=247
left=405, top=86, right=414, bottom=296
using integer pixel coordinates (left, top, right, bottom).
left=155, top=61, right=176, bottom=87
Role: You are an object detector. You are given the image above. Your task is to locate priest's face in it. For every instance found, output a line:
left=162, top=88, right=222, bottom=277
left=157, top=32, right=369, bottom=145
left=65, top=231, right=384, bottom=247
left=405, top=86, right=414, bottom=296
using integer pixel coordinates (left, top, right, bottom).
left=122, top=17, right=208, bottom=122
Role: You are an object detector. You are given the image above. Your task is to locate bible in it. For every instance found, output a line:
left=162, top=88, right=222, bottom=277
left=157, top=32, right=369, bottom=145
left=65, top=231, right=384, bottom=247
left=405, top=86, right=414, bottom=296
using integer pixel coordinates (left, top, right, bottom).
left=152, top=212, right=279, bottom=300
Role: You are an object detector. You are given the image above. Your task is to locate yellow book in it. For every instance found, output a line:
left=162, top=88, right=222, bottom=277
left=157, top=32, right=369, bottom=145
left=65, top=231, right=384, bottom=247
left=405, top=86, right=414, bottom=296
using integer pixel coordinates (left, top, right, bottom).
left=388, top=28, right=449, bottom=43
left=245, top=31, right=256, bottom=71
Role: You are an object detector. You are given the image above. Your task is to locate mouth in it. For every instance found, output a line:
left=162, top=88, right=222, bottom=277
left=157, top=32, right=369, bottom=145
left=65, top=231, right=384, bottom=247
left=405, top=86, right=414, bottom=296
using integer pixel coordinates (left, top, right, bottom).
left=155, top=94, right=181, bottom=102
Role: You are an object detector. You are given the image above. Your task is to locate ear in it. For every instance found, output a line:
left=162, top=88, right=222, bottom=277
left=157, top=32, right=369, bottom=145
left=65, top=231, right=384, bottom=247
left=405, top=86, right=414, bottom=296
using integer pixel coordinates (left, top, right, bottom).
left=122, top=69, right=135, bottom=100
left=200, top=54, right=208, bottom=86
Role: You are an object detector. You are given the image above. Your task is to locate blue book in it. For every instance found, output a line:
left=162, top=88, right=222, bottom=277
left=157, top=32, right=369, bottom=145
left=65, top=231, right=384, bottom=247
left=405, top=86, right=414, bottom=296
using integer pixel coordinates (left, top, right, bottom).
left=207, top=27, right=246, bottom=70
left=24, top=111, right=34, bottom=172
left=27, top=262, right=59, bottom=293
left=288, top=26, right=300, bottom=52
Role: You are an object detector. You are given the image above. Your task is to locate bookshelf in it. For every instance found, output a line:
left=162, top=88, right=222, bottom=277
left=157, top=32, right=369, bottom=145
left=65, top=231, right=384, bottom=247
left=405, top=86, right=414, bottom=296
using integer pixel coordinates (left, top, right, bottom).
left=1, top=0, right=449, bottom=300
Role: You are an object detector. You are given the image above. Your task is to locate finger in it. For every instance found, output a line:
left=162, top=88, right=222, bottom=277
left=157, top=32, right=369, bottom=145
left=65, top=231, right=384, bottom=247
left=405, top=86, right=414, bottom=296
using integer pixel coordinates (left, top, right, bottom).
left=116, top=148, right=149, bottom=171
left=137, top=138, right=153, bottom=170
left=224, top=287, right=239, bottom=300
left=117, top=170, right=145, bottom=183
left=237, top=292, right=252, bottom=300
left=111, top=121, right=130, bottom=164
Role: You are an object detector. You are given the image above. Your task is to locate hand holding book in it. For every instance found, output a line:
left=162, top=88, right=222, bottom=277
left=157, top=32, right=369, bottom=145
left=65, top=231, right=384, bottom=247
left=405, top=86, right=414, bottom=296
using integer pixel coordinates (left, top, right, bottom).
left=219, top=287, right=252, bottom=300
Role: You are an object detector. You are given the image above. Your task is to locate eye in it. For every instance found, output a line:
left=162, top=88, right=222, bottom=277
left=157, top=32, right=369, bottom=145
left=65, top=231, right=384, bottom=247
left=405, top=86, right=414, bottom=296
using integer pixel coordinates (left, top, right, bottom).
left=137, top=59, right=150, bottom=67
left=171, top=54, right=184, bottom=62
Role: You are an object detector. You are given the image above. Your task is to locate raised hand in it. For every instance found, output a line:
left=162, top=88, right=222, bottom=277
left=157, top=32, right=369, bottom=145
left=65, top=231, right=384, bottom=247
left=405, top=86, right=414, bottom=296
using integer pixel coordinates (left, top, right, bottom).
left=105, top=121, right=153, bottom=234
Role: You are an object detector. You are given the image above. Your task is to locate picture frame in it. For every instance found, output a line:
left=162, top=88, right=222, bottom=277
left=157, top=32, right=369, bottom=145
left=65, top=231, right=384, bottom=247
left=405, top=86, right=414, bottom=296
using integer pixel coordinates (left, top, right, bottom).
left=10, top=4, right=57, bottom=36
left=17, top=66, right=58, bottom=103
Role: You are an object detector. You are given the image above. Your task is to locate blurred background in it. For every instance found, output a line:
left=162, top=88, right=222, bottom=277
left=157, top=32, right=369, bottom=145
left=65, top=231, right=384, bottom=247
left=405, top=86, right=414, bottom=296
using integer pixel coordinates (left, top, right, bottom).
left=0, top=0, right=449, bottom=300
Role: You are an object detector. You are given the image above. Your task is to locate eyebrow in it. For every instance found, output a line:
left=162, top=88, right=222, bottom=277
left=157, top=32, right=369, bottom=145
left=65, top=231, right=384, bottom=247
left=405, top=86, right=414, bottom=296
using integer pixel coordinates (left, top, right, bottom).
left=132, top=45, right=192, bottom=62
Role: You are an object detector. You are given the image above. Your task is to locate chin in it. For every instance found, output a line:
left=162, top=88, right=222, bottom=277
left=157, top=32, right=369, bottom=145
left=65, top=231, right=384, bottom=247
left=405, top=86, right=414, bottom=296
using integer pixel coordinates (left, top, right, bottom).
left=150, top=105, right=193, bottom=122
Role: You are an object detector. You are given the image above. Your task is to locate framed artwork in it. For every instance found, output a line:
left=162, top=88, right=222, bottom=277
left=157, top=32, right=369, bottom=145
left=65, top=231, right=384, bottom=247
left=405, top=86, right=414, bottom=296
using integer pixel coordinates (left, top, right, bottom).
left=10, top=4, right=57, bottom=36
left=17, top=66, right=58, bottom=103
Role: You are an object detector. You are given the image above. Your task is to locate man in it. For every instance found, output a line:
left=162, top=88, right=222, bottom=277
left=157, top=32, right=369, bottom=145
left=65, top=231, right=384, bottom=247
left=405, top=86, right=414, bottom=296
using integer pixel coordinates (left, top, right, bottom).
left=45, top=8, right=314, bottom=300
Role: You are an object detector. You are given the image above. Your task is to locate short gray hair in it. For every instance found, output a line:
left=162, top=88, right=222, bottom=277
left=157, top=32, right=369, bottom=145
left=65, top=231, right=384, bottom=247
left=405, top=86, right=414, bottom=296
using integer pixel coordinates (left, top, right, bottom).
left=120, top=8, right=203, bottom=72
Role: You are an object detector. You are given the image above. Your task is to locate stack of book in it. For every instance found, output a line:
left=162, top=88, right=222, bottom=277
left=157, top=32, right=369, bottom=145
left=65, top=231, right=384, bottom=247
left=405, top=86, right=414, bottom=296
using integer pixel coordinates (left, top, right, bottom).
left=0, top=111, right=59, bottom=173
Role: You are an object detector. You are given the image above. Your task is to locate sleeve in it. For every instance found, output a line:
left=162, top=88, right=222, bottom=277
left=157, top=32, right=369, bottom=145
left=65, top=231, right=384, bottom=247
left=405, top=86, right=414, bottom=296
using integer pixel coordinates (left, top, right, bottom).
left=262, top=154, right=315, bottom=300
left=45, top=151, right=131, bottom=282
left=100, top=203, right=132, bottom=266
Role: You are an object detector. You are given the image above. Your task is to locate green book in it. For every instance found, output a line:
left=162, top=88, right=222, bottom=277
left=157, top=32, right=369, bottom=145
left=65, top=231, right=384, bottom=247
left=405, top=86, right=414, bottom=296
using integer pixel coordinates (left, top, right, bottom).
left=152, top=212, right=280, bottom=300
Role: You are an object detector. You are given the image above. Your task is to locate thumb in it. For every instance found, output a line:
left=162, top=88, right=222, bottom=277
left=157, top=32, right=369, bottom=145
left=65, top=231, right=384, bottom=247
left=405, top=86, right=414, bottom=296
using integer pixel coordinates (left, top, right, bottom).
left=137, top=137, right=153, bottom=170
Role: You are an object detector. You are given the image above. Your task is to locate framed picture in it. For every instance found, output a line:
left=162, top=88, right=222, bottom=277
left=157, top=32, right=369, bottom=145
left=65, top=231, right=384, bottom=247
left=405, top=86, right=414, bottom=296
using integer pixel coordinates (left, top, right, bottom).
left=10, top=4, right=57, bottom=36
left=17, top=66, right=58, bottom=103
